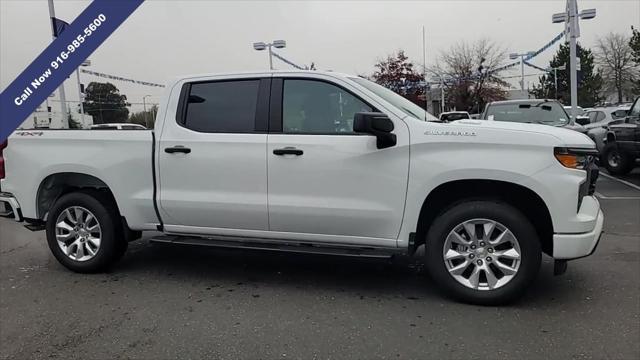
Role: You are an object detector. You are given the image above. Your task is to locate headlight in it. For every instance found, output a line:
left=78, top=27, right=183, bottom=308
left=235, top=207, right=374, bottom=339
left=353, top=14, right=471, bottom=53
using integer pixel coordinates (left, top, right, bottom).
left=554, top=147, right=598, bottom=170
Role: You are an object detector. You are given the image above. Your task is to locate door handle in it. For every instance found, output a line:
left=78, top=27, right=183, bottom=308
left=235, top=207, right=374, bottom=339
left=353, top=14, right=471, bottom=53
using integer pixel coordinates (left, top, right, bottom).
left=164, top=146, right=191, bottom=154
left=273, top=147, right=303, bottom=156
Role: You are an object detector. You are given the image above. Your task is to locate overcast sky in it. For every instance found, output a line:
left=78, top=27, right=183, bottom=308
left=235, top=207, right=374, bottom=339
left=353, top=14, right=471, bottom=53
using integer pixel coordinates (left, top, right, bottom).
left=1, top=0, right=639, bottom=112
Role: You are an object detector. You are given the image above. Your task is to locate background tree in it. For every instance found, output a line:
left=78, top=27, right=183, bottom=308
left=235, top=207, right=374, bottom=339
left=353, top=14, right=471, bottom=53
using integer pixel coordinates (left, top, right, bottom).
left=129, top=104, right=158, bottom=128
left=371, top=50, right=424, bottom=105
left=432, top=39, right=509, bottom=113
left=530, top=42, right=603, bottom=107
left=82, top=82, right=130, bottom=124
left=595, top=32, right=638, bottom=103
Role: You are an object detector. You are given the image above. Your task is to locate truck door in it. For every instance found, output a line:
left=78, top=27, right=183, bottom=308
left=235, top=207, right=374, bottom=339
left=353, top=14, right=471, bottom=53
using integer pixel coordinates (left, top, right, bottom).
left=266, top=76, right=410, bottom=246
left=158, top=76, right=270, bottom=233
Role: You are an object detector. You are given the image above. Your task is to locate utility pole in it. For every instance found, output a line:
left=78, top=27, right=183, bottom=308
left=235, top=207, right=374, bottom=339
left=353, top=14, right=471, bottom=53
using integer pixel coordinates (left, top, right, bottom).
left=143, top=95, right=151, bottom=128
left=47, top=0, right=68, bottom=128
left=553, top=0, right=596, bottom=120
left=510, top=51, right=535, bottom=99
left=440, top=77, right=445, bottom=114
left=422, top=25, right=428, bottom=119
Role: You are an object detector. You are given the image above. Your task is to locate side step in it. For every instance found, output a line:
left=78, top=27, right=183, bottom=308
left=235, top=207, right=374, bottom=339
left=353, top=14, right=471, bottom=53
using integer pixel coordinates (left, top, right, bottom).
left=149, top=235, right=401, bottom=258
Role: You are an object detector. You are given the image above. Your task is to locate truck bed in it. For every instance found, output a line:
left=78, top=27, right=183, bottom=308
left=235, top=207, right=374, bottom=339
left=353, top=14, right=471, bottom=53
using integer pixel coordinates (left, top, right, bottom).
left=1, top=130, right=159, bottom=229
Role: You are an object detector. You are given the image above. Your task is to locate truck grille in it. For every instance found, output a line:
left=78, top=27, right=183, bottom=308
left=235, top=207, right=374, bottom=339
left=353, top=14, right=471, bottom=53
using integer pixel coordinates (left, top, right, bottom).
left=578, top=156, right=599, bottom=211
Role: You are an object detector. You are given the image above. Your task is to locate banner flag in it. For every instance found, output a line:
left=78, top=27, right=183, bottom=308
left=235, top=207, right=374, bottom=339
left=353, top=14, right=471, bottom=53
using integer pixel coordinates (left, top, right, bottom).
left=0, top=0, right=145, bottom=142
left=81, top=69, right=165, bottom=87
left=523, top=61, right=548, bottom=72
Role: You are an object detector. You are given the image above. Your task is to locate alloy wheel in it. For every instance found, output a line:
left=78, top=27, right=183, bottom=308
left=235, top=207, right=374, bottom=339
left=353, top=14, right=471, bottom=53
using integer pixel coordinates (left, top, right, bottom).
left=442, top=218, right=521, bottom=290
left=55, top=206, right=102, bottom=262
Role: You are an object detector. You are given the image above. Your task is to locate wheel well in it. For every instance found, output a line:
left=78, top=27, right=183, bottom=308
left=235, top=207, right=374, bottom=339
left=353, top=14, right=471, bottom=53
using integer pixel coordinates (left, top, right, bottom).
left=36, top=172, right=118, bottom=221
left=414, top=180, right=554, bottom=256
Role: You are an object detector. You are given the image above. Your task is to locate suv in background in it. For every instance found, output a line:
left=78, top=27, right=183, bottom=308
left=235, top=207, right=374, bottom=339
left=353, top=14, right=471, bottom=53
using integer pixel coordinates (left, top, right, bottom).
left=601, top=97, right=640, bottom=175
left=482, top=99, right=586, bottom=133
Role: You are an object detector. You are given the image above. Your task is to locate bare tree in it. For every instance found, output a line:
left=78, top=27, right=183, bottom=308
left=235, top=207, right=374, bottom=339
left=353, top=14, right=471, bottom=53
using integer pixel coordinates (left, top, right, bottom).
left=431, top=39, right=509, bottom=113
left=595, top=32, right=638, bottom=103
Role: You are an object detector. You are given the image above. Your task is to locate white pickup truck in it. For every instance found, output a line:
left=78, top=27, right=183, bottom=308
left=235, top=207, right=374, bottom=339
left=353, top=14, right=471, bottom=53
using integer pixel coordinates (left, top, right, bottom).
left=0, top=70, right=603, bottom=304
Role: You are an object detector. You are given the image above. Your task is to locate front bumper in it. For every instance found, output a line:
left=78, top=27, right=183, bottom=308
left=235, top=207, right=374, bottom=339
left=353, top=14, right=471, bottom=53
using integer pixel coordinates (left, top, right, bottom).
left=553, top=196, right=604, bottom=260
left=0, top=192, right=23, bottom=222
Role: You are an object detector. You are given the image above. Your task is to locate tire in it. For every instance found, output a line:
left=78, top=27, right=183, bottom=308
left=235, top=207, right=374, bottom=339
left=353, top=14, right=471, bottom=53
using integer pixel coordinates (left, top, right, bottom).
left=603, top=143, right=633, bottom=175
left=424, top=200, right=541, bottom=305
left=45, top=190, right=126, bottom=273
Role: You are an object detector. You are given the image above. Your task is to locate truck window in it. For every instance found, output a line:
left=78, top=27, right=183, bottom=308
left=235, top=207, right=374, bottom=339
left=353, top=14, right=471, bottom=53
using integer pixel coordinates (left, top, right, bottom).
left=282, top=79, right=372, bottom=134
left=183, top=80, right=260, bottom=133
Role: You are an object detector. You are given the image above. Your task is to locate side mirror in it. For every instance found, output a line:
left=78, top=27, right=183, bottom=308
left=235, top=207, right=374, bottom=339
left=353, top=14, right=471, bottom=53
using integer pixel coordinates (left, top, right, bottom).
left=575, top=116, right=590, bottom=126
left=353, top=112, right=397, bottom=149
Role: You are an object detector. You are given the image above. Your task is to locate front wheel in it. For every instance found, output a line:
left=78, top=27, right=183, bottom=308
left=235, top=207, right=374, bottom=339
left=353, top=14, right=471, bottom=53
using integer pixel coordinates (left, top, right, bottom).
left=425, top=200, right=541, bottom=305
left=603, top=143, right=633, bottom=175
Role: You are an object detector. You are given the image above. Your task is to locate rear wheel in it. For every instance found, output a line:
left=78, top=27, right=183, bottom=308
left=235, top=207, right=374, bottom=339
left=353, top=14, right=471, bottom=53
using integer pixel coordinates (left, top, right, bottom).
left=425, top=200, right=541, bottom=305
left=46, top=190, right=126, bottom=273
left=603, top=143, right=633, bottom=175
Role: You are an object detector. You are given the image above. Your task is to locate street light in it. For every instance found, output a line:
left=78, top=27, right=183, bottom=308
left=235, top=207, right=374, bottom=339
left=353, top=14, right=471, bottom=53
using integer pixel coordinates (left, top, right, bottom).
left=546, top=64, right=567, bottom=100
left=552, top=0, right=596, bottom=119
left=142, top=95, right=152, bottom=128
left=253, top=40, right=287, bottom=70
left=75, top=59, right=91, bottom=127
left=510, top=51, right=535, bottom=98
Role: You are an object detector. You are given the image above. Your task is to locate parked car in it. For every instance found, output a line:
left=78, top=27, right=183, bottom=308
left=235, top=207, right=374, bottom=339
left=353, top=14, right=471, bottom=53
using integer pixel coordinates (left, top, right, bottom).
left=91, top=123, right=147, bottom=130
left=583, top=106, right=630, bottom=153
left=439, top=111, right=470, bottom=122
left=482, top=99, right=586, bottom=133
left=584, top=107, right=630, bottom=129
left=600, top=97, right=640, bottom=175
left=0, top=70, right=603, bottom=305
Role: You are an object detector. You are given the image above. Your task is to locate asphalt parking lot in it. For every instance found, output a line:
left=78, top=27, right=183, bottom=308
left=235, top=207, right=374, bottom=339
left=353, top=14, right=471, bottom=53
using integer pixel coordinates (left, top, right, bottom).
left=1, top=173, right=638, bottom=360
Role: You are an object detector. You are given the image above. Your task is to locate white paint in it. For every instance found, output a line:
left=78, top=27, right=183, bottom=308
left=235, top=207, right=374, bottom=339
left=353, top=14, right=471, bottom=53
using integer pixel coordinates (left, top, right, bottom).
left=2, top=70, right=604, bottom=259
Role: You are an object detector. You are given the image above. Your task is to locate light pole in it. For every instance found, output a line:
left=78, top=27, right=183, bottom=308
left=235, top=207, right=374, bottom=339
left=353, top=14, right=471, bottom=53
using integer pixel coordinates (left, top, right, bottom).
left=509, top=51, right=535, bottom=99
left=47, top=0, right=68, bottom=128
left=75, top=60, right=91, bottom=127
left=253, top=40, right=286, bottom=70
left=546, top=65, right=566, bottom=99
left=553, top=0, right=596, bottom=120
left=142, top=95, right=152, bottom=128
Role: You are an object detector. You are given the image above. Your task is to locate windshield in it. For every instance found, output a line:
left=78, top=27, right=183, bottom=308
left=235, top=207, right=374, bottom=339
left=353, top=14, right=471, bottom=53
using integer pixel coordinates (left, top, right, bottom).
left=485, top=102, right=569, bottom=126
left=349, top=77, right=438, bottom=121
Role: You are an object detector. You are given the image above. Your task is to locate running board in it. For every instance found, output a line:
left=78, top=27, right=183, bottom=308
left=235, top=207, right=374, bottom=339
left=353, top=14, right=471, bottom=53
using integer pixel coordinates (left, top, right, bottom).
left=149, top=235, right=401, bottom=258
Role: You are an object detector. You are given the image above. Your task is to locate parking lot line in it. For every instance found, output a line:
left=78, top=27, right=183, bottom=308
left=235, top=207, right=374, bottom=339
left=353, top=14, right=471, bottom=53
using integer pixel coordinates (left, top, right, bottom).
left=599, top=173, right=640, bottom=192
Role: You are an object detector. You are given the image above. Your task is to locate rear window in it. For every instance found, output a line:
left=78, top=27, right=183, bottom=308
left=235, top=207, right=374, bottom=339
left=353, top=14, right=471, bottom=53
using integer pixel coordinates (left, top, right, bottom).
left=183, top=80, right=260, bottom=133
left=485, top=102, right=569, bottom=126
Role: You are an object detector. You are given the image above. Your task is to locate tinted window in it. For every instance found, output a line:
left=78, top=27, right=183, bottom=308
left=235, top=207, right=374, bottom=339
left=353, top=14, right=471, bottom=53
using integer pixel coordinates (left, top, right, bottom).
left=587, top=111, right=598, bottom=123
left=611, top=109, right=628, bottom=119
left=282, top=80, right=372, bottom=134
left=184, top=80, right=259, bottom=133
left=630, top=99, right=640, bottom=118
left=595, top=111, right=606, bottom=122
left=485, top=102, right=569, bottom=126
